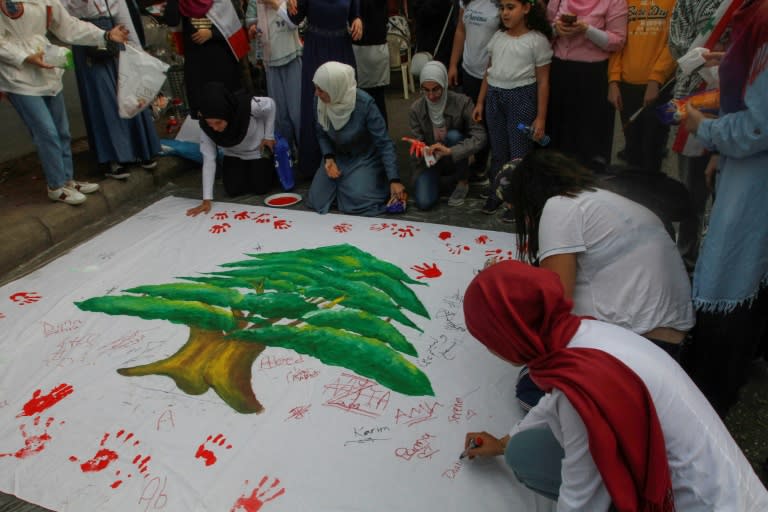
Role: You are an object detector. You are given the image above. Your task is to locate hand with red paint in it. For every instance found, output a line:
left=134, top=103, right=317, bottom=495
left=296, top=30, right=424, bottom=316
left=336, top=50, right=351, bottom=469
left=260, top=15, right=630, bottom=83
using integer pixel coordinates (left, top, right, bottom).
left=232, top=475, right=285, bottom=511
left=463, top=431, right=509, bottom=459
left=411, top=262, right=442, bottom=279
left=402, top=137, right=427, bottom=158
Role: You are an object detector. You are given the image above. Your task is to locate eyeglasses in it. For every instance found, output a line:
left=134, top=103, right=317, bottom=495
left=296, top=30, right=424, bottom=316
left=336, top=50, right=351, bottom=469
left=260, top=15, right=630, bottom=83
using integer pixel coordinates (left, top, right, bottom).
left=420, top=85, right=443, bottom=95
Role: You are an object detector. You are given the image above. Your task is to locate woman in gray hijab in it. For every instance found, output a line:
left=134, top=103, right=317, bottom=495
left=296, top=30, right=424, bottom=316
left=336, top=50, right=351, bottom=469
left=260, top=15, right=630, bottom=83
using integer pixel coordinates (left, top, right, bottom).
left=408, top=61, right=487, bottom=210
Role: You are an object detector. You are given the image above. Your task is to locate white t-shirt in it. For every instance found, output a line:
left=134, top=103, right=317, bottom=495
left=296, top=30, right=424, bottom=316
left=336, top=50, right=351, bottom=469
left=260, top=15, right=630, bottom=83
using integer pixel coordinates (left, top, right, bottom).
left=460, top=0, right=500, bottom=79
left=538, top=188, right=694, bottom=334
left=510, top=320, right=768, bottom=511
left=486, top=30, right=552, bottom=89
left=200, top=97, right=276, bottom=200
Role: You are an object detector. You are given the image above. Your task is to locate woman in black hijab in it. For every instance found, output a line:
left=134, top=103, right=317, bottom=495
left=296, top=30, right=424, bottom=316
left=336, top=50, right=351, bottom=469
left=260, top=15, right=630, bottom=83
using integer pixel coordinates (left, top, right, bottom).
left=186, top=82, right=277, bottom=216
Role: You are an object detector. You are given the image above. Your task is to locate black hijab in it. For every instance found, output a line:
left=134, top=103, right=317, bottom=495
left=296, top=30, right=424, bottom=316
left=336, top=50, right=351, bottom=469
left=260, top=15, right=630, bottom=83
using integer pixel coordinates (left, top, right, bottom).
left=198, top=83, right=252, bottom=147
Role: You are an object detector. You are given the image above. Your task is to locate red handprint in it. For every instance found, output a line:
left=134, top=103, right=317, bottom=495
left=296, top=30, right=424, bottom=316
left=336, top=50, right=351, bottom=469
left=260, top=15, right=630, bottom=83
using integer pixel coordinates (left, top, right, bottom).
left=333, top=223, right=352, bottom=233
left=0, top=416, right=64, bottom=460
left=10, top=292, right=42, bottom=305
left=253, top=213, right=273, bottom=224
left=231, top=476, right=285, bottom=512
left=447, top=244, right=471, bottom=255
left=484, top=248, right=515, bottom=260
left=411, top=263, right=442, bottom=279
left=402, top=137, right=427, bottom=158
left=272, top=219, right=292, bottom=230
left=395, top=226, right=418, bottom=238
left=210, top=223, right=231, bottom=234
left=369, top=223, right=390, bottom=232
left=69, top=430, right=151, bottom=489
left=17, top=383, right=74, bottom=417
left=195, top=433, right=232, bottom=467
left=438, top=231, right=452, bottom=241
left=234, top=211, right=251, bottom=220
left=475, top=235, right=492, bottom=245
left=212, top=211, right=229, bottom=220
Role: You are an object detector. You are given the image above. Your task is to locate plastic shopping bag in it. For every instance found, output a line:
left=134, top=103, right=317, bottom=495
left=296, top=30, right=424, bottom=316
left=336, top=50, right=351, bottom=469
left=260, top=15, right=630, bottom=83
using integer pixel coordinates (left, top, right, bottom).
left=117, top=44, right=170, bottom=119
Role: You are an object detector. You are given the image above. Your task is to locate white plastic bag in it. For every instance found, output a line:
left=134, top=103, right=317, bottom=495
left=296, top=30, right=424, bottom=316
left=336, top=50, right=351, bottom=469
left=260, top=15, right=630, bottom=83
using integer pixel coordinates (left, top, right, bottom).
left=117, top=43, right=170, bottom=119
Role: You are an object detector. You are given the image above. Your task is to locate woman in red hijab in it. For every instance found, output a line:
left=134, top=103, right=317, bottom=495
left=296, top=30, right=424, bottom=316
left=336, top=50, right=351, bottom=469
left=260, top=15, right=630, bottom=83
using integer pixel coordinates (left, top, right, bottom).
left=461, top=260, right=768, bottom=511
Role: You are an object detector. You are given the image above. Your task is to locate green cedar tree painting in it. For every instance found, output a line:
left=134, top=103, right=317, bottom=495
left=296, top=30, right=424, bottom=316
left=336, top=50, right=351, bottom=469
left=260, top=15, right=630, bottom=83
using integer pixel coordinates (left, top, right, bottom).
left=75, top=244, right=434, bottom=414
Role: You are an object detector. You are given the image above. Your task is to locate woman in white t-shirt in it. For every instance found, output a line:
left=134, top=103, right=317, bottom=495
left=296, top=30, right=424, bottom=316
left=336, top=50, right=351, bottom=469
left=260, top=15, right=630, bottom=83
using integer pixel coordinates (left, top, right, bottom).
left=498, top=150, right=694, bottom=353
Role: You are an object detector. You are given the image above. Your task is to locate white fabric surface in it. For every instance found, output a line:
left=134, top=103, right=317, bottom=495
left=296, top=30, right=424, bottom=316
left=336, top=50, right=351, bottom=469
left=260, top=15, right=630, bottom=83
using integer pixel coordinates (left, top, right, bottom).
left=510, top=320, right=768, bottom=511
left=538, top=188, right=694, bottom=334
left=0, top=196, right=555, bottom=512
left=486, top=30, right=553, bottom=89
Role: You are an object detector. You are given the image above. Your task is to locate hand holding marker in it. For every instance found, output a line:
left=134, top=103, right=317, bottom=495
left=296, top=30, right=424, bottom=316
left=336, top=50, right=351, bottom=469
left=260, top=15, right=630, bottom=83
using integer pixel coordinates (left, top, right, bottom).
left=460, top=436, right=484, bottom=459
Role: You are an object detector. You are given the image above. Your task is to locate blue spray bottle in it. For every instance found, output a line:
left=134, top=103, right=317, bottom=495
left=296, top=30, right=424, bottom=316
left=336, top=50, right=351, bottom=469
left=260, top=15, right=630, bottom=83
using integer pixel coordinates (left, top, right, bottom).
left=517, top=123, right=551, bottom=146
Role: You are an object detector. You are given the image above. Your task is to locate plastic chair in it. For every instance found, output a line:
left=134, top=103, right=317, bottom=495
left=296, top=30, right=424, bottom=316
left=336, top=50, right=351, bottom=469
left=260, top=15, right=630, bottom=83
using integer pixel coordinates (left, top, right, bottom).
left=386, top=16, right=415, bottom=99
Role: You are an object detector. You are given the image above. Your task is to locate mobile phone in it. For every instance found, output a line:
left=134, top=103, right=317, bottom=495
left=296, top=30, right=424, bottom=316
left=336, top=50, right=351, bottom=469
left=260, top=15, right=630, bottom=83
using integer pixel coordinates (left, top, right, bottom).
left=561, top=13, right=577, bottom=25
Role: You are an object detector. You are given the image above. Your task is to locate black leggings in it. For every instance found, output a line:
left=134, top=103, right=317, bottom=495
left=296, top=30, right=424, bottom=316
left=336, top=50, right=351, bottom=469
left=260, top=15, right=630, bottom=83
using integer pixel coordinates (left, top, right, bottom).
left=222, top=155, right=275, bottom=197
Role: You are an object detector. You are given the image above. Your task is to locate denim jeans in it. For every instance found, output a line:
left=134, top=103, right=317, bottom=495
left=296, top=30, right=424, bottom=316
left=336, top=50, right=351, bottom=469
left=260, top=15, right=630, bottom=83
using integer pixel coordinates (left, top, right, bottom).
left=8, top=91, right=74, bottom=189
left=505, top=427, right=565, bottom=501
left=413, top=130, right=468, bottom=210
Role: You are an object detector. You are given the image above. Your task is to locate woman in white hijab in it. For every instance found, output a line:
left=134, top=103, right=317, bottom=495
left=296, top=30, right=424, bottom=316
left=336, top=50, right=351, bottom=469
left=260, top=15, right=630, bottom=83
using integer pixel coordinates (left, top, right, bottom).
left=307, top=61, right=405, bottom=216
left=408, top=61, right=487, bottom=210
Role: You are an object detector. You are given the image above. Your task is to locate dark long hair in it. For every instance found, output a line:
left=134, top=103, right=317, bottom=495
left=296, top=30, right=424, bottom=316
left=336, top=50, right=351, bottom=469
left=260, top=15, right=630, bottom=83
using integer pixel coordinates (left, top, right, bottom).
left=496, top=0, right=553, bottom=39
left=497, top=150, right=596, bottom=264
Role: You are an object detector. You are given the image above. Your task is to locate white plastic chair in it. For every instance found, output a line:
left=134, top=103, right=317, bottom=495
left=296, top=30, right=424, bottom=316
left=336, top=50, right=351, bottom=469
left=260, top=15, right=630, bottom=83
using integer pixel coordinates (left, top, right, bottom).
left=386, top=16, right=415, bottom=99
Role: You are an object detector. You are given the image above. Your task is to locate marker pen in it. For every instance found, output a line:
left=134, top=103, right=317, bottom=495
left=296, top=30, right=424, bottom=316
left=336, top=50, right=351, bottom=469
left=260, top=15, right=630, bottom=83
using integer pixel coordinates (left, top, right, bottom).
left=459, top=436, right=484, bottom=459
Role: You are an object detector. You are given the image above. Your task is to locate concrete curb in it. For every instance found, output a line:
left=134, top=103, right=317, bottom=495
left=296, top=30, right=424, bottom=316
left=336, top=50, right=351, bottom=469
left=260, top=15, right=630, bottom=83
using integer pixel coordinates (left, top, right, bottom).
left=0, top=156, right=195, bottom=279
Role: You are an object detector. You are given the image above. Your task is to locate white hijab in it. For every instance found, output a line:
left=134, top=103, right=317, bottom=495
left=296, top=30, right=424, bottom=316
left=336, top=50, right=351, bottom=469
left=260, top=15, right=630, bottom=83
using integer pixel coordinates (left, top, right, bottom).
left=313, top=62, right=357, bottom=131
left=419, top=61, right=448, bottom=128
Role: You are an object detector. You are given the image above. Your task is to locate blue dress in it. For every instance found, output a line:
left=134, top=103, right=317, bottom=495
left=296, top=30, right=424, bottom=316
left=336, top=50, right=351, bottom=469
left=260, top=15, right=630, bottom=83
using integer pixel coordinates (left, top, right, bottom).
left=307, top=90, right=399, bottom=216
left=289, top=0, right=359, bottom=178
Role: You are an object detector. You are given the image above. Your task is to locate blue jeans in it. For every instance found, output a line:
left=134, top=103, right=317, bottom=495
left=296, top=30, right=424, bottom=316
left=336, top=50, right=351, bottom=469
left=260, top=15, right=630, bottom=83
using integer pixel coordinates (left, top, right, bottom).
left=8, top=92, right=73, bottom=189
left=505, top=427, right=565, bottom=501
left=412, top=130, right=468, bottom=210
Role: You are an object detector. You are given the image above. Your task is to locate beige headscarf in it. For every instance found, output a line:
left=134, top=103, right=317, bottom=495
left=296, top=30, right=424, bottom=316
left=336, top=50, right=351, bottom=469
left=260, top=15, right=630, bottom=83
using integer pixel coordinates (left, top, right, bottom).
left=313, top=62, right=357, bottom=131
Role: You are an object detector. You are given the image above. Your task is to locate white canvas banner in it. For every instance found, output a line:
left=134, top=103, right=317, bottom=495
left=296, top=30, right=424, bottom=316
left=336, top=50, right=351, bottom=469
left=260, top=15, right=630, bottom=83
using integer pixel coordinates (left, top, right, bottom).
left=0, top=196, right=553, bottom=512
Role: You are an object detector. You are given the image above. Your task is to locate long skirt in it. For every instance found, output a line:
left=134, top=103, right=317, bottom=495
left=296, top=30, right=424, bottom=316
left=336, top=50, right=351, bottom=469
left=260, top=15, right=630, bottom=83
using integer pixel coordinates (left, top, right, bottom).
left=71, top=17, right=160, bottom=165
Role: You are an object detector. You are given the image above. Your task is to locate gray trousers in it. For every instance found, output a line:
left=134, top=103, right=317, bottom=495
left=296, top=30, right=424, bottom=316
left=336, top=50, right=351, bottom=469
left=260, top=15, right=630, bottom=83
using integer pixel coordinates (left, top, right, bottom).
left=266, top=57, right=302, bottom=150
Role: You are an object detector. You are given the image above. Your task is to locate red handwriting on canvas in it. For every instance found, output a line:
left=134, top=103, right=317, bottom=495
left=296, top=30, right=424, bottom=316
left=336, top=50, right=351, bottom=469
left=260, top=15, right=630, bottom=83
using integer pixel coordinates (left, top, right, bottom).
left=156, top=410, right=175, bottom=432
left=42, top=319, right=82, bottom=337
left=259, top=354, right=304, bottom=370
left=210, top=223, right=231, bottom=234
left=17, top=383, right=74, bottom=417
left=286, top=367, right=320, bottom=383
left=333, top=223, right=352, bottom=233
left=323, top=373, right=391, bottom=418
left=474, top=235, right=492, bottom=245
left=394, top=401, right=444, bottom=427
left=212, top=212, right=229, bottom=220
left=0, top=416, right=64, bottom=459
left=411, top=263, right=442, bottom=279
left=446, top=244, right=471, bottom=255
left=98, top=330, right=145, bottom=355
left=138, top=475, right=168, bottom=511
left=394, top=433, right=439, bottom=461
left=234, top=211, right=251, bottom=220
left=438, top=231, right=452, bottom=240
left=442, top=460, right=463, bottom=479
left=272, top=219, right=292, bottom=230
left=484, top=248, right=515, bottom=261
left=448, top=398, right=463, bottom=424
left=231, top=477, right=285, bottom=512
left=10, top=292, right=42, bottom=305
left=195, top=434, right=232, bottom=467
left=285, top=405, right=311, bottom=421
left=70, top=430, right=151, bottom=488
left=466, top=409, right=477, bottom=421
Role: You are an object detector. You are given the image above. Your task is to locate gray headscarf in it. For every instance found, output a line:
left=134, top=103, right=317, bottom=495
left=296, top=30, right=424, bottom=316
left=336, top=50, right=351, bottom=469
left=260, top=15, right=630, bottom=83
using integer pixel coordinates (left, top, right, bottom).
left=419, top=61, right=448, bottom=129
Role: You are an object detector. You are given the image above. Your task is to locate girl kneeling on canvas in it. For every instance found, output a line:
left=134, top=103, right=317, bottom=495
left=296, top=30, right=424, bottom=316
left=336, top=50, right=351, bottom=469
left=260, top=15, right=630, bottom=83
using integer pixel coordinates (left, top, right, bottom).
left=186, top=82, right=277, bottom=216
left=472, top=0, right=552, bottom=217
left=307, top=62, right=406, bottom=217
left=460, top=261, right=768, bottom=510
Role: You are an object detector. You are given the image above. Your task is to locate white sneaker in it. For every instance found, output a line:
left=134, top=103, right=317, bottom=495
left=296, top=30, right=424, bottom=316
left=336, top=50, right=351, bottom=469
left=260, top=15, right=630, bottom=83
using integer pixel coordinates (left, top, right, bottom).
left=48, top=186, right=86, bottom=205
left=66, top=180, right=99, bottom=194
left=139, top=159, right=157, bottom=169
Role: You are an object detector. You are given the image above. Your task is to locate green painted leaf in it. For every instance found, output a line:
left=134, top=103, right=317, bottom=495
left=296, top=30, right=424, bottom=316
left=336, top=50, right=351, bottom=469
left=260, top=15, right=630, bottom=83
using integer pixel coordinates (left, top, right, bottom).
left=302, top=309, right=417, bottom=356
left=75, top=296, right=237, bottom=331
left=301, top=286, right=419, bottom=331
left=125, top=283, right=244, bottom=309
left=345, top=271, right=429, bottom=318
left=238, top=292, right=317, bottom=319
left=230, top=325, right=434, bottom=397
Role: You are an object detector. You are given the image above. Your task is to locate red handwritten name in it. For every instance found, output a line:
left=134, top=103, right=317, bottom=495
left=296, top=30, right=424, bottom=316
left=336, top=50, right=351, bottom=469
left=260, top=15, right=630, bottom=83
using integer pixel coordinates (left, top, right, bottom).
left=395, top=433, right=439, bottom=461
left=394, top=400, right=443, bottom=427
left=448, top=398, right=463, bottom=424
left=259, top=354, right=305, bottom=370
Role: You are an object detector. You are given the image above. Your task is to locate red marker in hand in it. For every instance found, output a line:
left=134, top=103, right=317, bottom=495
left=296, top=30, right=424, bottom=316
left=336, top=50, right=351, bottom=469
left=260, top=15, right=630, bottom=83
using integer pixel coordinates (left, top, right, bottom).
left=459, top=436, right=484, bottom=459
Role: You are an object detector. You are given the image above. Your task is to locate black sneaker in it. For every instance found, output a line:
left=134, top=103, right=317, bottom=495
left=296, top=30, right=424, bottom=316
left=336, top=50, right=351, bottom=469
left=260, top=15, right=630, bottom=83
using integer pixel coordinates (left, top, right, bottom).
left=481, top=195, right=502, bottom=214
left=501, top=207, right=516, bottom=223
left=106, top=162, right=130, bottom=180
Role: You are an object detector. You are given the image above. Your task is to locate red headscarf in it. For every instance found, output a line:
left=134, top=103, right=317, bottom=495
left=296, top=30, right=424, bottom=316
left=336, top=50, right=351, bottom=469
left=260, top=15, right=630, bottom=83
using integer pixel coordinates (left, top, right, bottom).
left=463, top=261, right=674, bottom=512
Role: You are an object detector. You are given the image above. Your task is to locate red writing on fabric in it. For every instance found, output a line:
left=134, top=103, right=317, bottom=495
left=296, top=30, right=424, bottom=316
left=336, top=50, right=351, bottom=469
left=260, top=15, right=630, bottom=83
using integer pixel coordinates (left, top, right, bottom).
left=323, top=373, right=391, bottom=418
left=394, top=400, right=443, bottom=427
left=156, top=409, right=175, bottom=431
left=394, top=433, right=439, bottom=461
left=138, top=475, right=168, bottom=511
left=17, top=383, right=74, bottom=417
left=195, top=433, right=232, bottom=467
left=286, top=367, right=320, bottom=383
left=448, top=398, right=463, bottom=424
left=442, top=460, right=463, bottom=479
left=42, top=319, right=82, bottom=337
left=285, top=405, right=311, bottom=421
left=231, top=476, right=285, bottom=512
left=259, top=354, right=304, bottom=370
